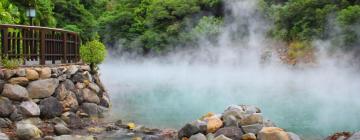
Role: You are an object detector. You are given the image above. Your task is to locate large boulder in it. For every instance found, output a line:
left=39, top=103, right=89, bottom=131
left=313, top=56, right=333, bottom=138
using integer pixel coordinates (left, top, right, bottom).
left=82, top=88, right=100, bottom=104
left=1, top=84, right=29, bottom=101
left=27, top=78, right=59, bottom=99
left=16, top=123, right=42, bottom=140
left=214, top=127, right=244, bottom=140
left=0, top=96, right=14, bottom=117
left=39, top=97, right=63, bottom=119
left=206, top=116, right=223, bottom=133
left=39, top=67, right=51, bottom=79
left=19, top=101, right=40, bottom=117
left=8, top=77, right=29, bottom=86
left=258, top=127, right=290, bottom=140
left=348, top=132, right=360, bottom=140
left=178, top=123, right=201, bottom=139
left=79, top=103, right=100, bottom=117
left=223, top=105, right=246, bottom=124
left=26, top=69, right=39, bottom=81
left=240, top=113, right=264, bottom=126
left=189, top=133, right=207, bottom=140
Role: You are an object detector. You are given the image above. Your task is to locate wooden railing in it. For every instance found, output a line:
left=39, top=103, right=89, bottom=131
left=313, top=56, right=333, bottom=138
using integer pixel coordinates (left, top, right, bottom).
left=0, top=24, right=80, bottom=65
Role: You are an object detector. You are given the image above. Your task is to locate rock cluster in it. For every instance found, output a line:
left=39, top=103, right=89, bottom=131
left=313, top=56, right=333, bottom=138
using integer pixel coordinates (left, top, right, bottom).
left=0, top=65, right=111, bottom=139
left=178, top=105, right=301, bottom=140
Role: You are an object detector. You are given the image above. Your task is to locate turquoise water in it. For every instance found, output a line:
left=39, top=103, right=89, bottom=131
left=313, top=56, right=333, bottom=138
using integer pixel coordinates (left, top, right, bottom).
left=101, top=61, right=360, bottom=139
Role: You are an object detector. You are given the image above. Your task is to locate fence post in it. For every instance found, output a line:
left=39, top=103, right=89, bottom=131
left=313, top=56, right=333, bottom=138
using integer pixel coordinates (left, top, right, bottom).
left=62, top=32, right=67, bottom=63
left=2, top=28, right=9, bottom=58
left=40, top=29, right=46, bottom=65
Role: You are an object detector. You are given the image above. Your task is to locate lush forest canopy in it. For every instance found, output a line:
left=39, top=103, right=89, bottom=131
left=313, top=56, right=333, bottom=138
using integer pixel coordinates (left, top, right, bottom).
left=0, top=0, right=359, bottom=54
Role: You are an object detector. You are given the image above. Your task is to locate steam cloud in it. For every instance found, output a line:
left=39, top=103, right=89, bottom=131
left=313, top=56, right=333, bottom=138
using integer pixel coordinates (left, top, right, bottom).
left=100, top=0, right=360, bottom=138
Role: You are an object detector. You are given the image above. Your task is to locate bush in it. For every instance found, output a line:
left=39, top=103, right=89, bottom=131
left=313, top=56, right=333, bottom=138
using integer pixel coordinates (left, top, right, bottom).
left=80, top=40, right=107, bottom=73
left=0, top=57, right=23, bottom=69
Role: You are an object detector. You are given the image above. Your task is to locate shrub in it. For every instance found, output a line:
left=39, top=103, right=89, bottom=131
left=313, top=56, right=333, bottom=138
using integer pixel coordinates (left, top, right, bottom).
left=80, top=40, right=107, bottom=73
left=0, top=56, right=23, bottom=69
left=287, top=41, right=313, bottom=61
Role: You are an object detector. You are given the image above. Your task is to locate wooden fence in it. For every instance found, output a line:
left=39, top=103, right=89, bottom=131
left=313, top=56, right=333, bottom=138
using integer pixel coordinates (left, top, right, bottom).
left=0, top=24, right=80, bottom=65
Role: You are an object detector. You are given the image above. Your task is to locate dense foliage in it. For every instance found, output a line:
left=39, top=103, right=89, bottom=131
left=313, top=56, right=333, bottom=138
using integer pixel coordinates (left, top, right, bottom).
left=80, top=40, right=107, bottom=72
left=0, top=0, right=359, bottom=54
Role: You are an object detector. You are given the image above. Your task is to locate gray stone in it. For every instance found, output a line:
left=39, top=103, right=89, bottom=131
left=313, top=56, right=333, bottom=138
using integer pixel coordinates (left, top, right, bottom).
left=240, top=105, right=261, bottom=114
left=223, top=105, right=246, bottom=124
left=240, top=113, right=264, bottom=126
left=8, top=77, right=29, bottom=86
left=214, top=135, right=232, bottom=140
left=79, top=103, right=100, bottom=117
left=16, top=69, right=26, bottom=77
left=88, top=83, right=100, bottom=93
left=0, top=132, right=9, bottom=140
left=19, top=101, right=40, bottom=116
left=39, top=97, right=63, bottom=119
left=19, top=118, right=43, bottom=126
left=348, top=132, right=360, bottom=140
left=223, top=115, right=238, bottom=127
left=53, top=135, right=94, bottom=140
left=189, top=133, right=207, bottom=140
left=0, top=118, right=12, bottom=128
left=62, top=79, right=76, bottom=91
left=4, top=70, right=16, bottom=79
left=71, top=72, right=86, bottom=83
left=27, top=78, right=59, bottom=99
left=82, top=88, right=100, bottom=104
left=9, top=108, right=23, bottom=121
left=1, top=84, right=29, bottom=101
left=80, top=65, right=91, bottom=71
left=0, top=70, right=4, bottom=80
left=54, top=123, right=72, bottom=135
left=192, top=120, right=207, bottom=134
left=76, top=83, right=86, bottom=89
left=0, top=96, right=14, bottom=117
left=57, top=74, right=67, bottom=82
left=207, top=133, right=215, bottom=140
left=214, top=127, right=244, bottom=140
left=0, top=80, right=5, bottom=92
left=178, top=123, right=200, bottom=139
left=61, top=112, right=84, bottom=129
left=287, top=132, right=301, bottom=140
left=242, top=123, right=264, bottom=134
left=99, top=95, right=111, bottom=108
left=16, top=123, right=42, bottom=140
left=66, top=65, right=79, bottom=75
left=83, top=71, right=93, bottom=82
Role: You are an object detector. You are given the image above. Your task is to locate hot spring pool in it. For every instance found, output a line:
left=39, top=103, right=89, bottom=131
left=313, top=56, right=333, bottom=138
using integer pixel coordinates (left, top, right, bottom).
left=100, top=61, right=360, bottom=139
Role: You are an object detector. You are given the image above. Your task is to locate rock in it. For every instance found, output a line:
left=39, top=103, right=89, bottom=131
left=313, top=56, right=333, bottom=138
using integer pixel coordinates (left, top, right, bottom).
left=54, top=123, right=72, bottom=135
left=83, top=71, right=93, bottom=83
left=241, top=133, right=256, bottom=140
left=206, top=116, right=223, bottom=133
left=53, top=135, right=94, bottom=140
left=214, top=127, right=244, bottom=140
left=4, top=70, right=16, bottom=79
left=348, top=132, right=360, bottom=140
left=207, top=133, right=215, bottom=140
left=192, top=120, right=207, bottom=134
left=240, top=105, right=261, bottom=114
left=263, top=119, right=276, bottom=127
left=0, top=80, right=5, bottom=92
left=57, top=74, right=67, bottom=81
left=240, top=113, right=263, bottom=126
left=0, top=70, right=3, bottom=79
left=143, top=135, right=163, bottom=140
left=61, top=112, right=84, bottom=129
left=287, top=132, right=301, bottom=140
left=62, top=79, right=76, bottom=91
left=242, top=124, right=264, bottom=134
left=16, top=69, right=26, bottom=77
left=60, top=91, right=79, bottom=112
left=71, top=72, right=86, bottom=83
left=0, top=96, right=14, bottom=117
left=54, top=83, right=71, bottom=101
left=214, top=135, right=232, bottom=140
left=27, top=78, right=59, bottom=99
left=50, top=117, right=68, bottom=126
left=80, top=65, right=90, bottom=71
left=16, top=123, right=42, bottom=140
left=79, top=103, right=100, bottom=117
left=39, top=97, right=63, bottom=119
left=189, top=133, right=207, bottom=140
left=76, top=83, right=86, bottom=89
left=178, top=123, right=201, bottom=139
left=99, top=95, right=111, bottom=108
left=19, top=101, right=40, bottom=116
left=66, top=65, right=79, bottom=75
left=223, top=105, right=246, bottom=124
left=1, top=84, right=29, bottom=101
left=8, top=77, right=29, bottom=86
left=0, top=118, right=12, bottom=128
left=19, top=118, right=43, bottom=126
left=88, top=83, right=100, bottom=93
left=258, top=127, right=290, bottom=140
left=40, top=67, right=51, bottom=79
left=25, top=69, right=39, bottom=81
left=223, top=115, right=238, bottom=127
left=10, top=108, right=23, bottom=121
left=82, top=88, right=100, bottom=104
left=0, top=132, right=9, bottom=140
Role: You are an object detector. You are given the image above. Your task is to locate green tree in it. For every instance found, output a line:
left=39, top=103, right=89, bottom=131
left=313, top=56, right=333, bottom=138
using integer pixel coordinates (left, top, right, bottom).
left=80, top=40, right=107, bottom=73
left=0, top=0, right=20, bottom=24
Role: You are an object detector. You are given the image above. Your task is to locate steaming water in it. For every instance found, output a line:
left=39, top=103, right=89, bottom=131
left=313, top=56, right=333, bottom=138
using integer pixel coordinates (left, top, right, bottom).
left=101, top=56, right=360, bottom=139
left=100, top=0, right=360, bottom=139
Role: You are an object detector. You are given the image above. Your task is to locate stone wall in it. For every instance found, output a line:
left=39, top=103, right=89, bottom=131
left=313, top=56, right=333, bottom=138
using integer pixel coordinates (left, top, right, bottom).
left=0, top=65, right=110, bottom=139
